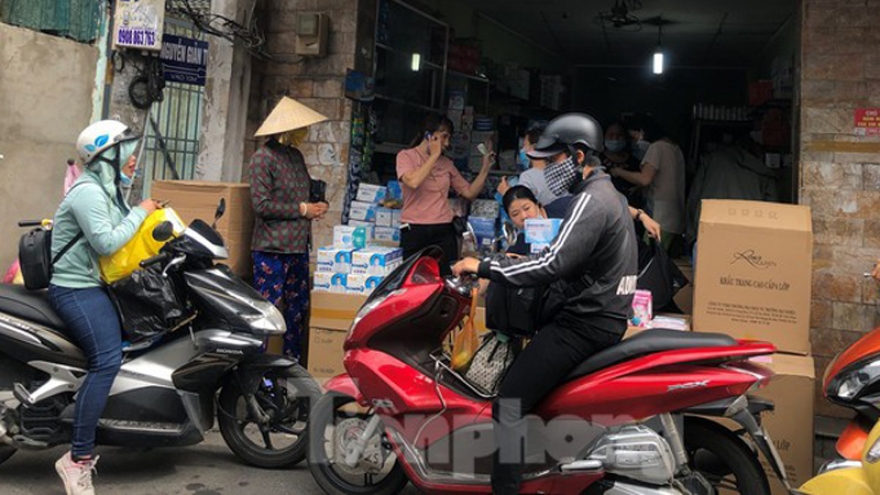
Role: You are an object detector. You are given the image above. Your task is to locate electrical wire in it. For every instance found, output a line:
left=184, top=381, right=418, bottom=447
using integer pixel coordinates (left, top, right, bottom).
left=167, top=0, right=268, bottom=59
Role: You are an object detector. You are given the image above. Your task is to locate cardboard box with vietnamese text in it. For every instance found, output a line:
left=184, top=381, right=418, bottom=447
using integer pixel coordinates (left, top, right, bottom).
left=151, top=181, right=254, bottom=277
left=693, top=200, right=813, bottom=354
left=715, top=354, right=815, bottom=495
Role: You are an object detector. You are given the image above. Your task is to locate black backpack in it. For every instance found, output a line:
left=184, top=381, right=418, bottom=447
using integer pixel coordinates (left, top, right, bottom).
left=18, top=228, right=83, bottom=291
left=18, top=183, right=87, bottom=291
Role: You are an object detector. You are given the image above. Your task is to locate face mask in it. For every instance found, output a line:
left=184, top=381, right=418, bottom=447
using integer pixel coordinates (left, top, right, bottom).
left=544, top=155, right=579, bottom=197
left=119, top=172, right=133, bottom=187
left=604, top=139, right=626, bottom=153
left=633, top=140, right=650, bottom=160
left=278, top=127, right=309, bottom=147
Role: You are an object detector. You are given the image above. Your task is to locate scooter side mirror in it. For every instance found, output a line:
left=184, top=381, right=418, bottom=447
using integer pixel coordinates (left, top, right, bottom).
left=152, top=221, right=175, bottom=242
left=212, top=198, right=226, bottom=229
left=215, top=198, right=226, bottom=222
left=502, top=221, right=517, bottom=247
left=461, top=221, right=478, bottom=258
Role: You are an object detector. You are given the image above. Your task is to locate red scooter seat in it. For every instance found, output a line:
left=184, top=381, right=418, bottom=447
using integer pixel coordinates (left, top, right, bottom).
left=563, top=329, right=737, bottom=382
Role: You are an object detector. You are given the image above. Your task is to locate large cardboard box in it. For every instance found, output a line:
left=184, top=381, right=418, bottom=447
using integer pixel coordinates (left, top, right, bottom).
left=151, top=181, right=254, bottom=276
left=693, top=200, right=813, bottom=354
left=715, top=354, right=815, bottom=495
left=307, top=292, right=368, bottom=377
left=754, top=354, right=816, bottom=495
left=308, top=328, right=348, bottom=378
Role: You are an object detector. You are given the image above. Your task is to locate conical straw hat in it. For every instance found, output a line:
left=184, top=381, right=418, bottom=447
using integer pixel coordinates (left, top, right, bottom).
left=255, top=97, right=329, bottom=137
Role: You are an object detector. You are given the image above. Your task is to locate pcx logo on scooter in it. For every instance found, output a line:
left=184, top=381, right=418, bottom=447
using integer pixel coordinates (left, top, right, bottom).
left=667, top=380, right=710, bottom=392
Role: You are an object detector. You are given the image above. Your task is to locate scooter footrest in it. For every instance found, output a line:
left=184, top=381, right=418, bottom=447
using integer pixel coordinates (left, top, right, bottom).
left=12, top=383, right=33, bottom=409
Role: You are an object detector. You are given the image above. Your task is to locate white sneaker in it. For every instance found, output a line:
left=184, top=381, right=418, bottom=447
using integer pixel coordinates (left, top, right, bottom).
left=55, top=452, right=98, bottom=495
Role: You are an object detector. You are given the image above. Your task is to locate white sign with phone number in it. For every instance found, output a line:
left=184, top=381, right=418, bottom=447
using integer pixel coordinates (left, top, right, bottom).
left=112, top=0, right=166, bottom=51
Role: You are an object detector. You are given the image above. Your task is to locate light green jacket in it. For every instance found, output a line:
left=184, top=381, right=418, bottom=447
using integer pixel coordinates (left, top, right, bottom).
left=50, top=161, right=147, bottom=288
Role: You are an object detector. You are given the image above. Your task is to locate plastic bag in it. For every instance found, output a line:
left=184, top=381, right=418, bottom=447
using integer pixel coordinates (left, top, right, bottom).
left=637, top=237, right=689, bottom=312
left=3, top=260, right=22, bottom=285
left=108, top=264, right=188, bottom=343
left=100, top=208, right=186, bottom=283
left=451, top=288, right=480, bottom=371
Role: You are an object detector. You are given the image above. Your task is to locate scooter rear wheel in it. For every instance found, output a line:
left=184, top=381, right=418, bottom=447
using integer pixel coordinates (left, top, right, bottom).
left=308, top=392, right=409, bottom=495
left=218, top=364, right=322, bottom=469
left=684, top=417, right=771, bottom=495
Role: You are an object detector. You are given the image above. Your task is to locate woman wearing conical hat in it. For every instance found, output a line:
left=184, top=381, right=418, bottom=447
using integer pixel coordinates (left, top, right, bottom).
left=247, top=97, right=329, bottom=359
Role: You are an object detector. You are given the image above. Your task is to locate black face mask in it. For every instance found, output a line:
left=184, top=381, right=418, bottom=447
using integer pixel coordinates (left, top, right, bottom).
left=544, top=155, right=579, bottom=197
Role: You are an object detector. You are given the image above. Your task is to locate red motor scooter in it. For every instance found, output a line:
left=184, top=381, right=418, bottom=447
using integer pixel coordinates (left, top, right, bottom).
left=307, top=248, right=793, bottom=495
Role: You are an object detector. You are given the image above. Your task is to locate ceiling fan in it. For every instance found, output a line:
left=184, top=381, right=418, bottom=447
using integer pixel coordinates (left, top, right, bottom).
left=595, top=0, right=644, bottom=31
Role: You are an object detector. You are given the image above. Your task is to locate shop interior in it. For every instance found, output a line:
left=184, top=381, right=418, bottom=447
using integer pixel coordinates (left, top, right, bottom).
left=366, top=0, right=799, bottom=211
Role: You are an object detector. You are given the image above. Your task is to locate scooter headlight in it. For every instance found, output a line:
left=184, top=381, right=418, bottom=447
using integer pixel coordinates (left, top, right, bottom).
left=827, top=359, right=880, bottom=401
left=241, top=303, right=286, bottom=336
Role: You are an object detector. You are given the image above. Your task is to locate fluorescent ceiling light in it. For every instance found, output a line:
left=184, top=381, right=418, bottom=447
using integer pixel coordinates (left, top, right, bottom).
left=653, top=51, right=664, bottom=75
left=411, top=53, right=421, bottom=71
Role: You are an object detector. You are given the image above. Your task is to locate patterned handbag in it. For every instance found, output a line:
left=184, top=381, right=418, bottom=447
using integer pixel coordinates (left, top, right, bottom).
left=464, top=331, right=519, bottom=396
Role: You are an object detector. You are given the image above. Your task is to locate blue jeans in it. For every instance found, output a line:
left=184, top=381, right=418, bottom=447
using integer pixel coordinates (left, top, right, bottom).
left=48, top=285, right=123, bottom=458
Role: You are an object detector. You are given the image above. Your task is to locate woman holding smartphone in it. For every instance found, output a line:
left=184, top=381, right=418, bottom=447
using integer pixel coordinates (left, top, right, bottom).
left=396, top=114, right=493, bottom=275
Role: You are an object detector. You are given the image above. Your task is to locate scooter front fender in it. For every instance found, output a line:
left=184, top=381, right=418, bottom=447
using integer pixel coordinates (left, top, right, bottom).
left=323, top=373, right=367, bottom=406
left=798, top=467, right=874, bottom=495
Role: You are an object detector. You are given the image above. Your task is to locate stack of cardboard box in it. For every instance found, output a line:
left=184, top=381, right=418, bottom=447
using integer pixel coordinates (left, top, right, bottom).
left=693, top=200, right=815, bottom=494
left=150, top=181, right=254, bottom=277
left=348, top=182, right=402, bottom=245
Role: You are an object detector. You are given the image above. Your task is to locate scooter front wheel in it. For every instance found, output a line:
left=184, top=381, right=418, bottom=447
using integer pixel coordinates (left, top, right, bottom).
left=308, top=392, right=409, bottom=495
left=218, top=364, right=322, bottom=469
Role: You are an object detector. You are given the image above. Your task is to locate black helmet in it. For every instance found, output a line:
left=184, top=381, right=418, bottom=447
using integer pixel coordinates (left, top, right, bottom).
left=528, top=113, right=604, bottom=159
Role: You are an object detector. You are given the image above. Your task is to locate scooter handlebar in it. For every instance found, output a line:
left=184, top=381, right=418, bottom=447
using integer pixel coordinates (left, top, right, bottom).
left=18, top=220, right=43, bottom=228
left=140, top=252, right=172, bottom=268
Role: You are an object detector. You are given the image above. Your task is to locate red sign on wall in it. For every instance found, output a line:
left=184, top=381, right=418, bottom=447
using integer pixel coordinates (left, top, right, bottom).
left=855, top=108, right=880, bottom=136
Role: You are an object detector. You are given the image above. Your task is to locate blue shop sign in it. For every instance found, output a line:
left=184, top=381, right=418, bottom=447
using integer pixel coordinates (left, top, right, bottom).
left=160, top=34, right=209, bottom=86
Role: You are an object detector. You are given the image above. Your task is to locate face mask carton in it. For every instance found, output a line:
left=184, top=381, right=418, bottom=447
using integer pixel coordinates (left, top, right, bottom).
left=524, top=218, right=562, bottom=245
left=351, top=247, right=403, bottom=276
left=317, top=246, right=354, bottom=274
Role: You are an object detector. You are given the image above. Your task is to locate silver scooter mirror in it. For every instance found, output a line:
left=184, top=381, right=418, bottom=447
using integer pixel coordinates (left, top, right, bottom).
left=502, top=221, right=517, bottom=247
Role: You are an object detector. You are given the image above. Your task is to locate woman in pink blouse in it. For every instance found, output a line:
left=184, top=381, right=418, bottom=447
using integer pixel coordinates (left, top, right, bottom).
left=396, top=115, right=493, bottom=275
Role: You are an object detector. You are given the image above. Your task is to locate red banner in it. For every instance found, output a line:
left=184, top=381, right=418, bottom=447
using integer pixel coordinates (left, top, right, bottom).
left=855, top=108, right=880, bottom=136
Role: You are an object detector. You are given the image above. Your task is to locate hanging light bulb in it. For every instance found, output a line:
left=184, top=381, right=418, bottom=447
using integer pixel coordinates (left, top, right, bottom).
left=411, top=53, right=421, bottom=72
left=653, top=50, right=664, bottom=75
left=652, top=16, right=664, bottom=75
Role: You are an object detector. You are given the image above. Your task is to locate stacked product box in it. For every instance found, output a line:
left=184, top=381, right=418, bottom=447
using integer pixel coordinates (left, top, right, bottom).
left=352, top=247, right=403, bottom=276
left=314, top=246, right=353, bottom=294
left=468, top=217, right=497, bottom=249
left=349, top=200, right=378, bottom=223
left=524, top=218, right=562, bottom=254
left=347, top=247, right=403, bottom=295
left=356, top=183, right=387, bottom=203
left=345, top=273, right=385, bottom=295
left=374, top=226, right=400, bottom=244
left=333, top=224, right=373, bottom=249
